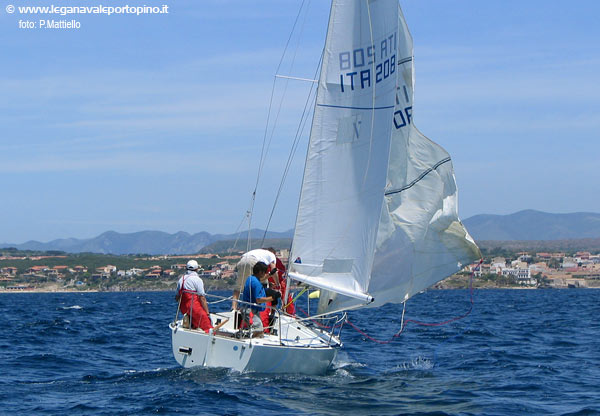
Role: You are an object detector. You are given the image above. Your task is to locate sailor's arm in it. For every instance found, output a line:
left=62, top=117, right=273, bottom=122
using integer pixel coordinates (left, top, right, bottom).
left=199, top=294, right=210, bottom=315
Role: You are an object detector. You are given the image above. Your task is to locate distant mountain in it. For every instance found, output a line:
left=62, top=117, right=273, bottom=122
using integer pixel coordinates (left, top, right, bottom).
left=3, top=210, right=599, bottom=255
left=476, top=238, right=600, bottom=253
left=463, top=210, right=600, bottom=241
left=1, top=229, right=294, bottom=255
left=200, top=238, right=293, bottom=254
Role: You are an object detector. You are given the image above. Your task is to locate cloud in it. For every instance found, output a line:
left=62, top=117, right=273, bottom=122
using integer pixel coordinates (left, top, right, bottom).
left=0, top=46, right=318, bottom=144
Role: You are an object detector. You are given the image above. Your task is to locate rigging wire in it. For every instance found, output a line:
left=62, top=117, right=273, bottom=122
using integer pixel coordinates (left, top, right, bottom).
left=246, top=0, right=309, bottom=250
left=262, top=2, right=311, bottom=173
left=229, top=208, right=252, bottom=254
left=296, top=306, right=344, bottom=329
left=255, top=0, right=307, bottom=189
left=260, top=53, right=322, bottom=245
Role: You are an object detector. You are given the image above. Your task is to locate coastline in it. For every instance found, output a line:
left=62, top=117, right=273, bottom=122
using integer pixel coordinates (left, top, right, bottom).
left=2, top=285, right=598, bottom=294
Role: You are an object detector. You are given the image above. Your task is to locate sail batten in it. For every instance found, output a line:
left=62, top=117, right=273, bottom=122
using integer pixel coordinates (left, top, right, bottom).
left=384, top=157, right=452, bottom=196
left=316, top=104, right=396, bottom=110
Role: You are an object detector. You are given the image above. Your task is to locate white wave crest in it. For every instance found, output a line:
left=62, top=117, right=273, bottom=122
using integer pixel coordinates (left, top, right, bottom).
left=397, top=356, right=434, bottom=371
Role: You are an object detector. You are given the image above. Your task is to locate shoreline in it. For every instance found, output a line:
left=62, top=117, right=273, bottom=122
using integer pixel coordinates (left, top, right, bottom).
left=2, top=286, right=598, bottom=294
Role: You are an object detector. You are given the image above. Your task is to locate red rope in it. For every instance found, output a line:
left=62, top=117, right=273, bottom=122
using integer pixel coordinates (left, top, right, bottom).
left=346, top=259, right=482, bottom=344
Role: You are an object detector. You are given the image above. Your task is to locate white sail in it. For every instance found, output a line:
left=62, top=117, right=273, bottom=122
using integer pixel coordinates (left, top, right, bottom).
left=290, top=1, right=480, bottom=312
left=366, top=4, right=481, bottom=308
left=289, top=0, right=399, bottom=302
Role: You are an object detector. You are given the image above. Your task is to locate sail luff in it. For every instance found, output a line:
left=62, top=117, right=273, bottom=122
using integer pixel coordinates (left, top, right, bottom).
left=288, top=0, right=334, bottom=265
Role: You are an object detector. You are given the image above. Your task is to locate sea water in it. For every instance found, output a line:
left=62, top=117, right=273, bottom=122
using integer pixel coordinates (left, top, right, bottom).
left=0, top=289, right=598, bottom=415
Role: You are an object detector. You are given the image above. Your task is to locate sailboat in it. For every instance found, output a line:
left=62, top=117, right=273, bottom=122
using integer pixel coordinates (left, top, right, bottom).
left=170, top=0, right=480, bottom=375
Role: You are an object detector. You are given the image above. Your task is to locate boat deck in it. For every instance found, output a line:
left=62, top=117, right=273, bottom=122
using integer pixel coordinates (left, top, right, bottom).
left=178, top=310, right=340, bottom=349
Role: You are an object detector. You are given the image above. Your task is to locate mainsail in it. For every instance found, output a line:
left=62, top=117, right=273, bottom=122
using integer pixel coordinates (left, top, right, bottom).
left=289, top=0, right=480, bottom=312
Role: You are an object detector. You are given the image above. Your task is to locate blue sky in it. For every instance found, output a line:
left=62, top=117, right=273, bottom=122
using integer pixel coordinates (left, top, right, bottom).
left=1, top=0, right=599, bottom=244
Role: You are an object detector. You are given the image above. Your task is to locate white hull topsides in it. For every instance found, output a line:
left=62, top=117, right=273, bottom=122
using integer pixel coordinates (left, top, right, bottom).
left=170, top=311, right=341, bottom=375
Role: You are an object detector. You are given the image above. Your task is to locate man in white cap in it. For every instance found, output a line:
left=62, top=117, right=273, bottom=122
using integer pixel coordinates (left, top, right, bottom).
left=233, top=248, right=277, bottom=308
left=175, top=259, right=212, bottom=333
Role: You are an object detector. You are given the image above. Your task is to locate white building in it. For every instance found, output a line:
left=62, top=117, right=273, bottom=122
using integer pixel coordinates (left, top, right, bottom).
left=511, top=260, right=528, bottom=269
left=502, top=267, right=536, bottom=285
left=491, top=257, right=506, bottom=268
left=529, top=262, right=548, bottom=274
left=126, top=268, right=144, bottom=276
left=562, top=257, right=577, bottom=269
left=200, top=270, right=222, bottom=279
left=518, top=253, right=532, bottom=262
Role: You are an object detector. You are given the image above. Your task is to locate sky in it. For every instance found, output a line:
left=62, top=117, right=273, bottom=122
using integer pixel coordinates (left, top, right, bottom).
left=1, top=0, right=599, bottom=244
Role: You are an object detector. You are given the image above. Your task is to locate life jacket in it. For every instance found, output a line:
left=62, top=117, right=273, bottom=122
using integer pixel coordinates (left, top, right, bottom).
left=178, top=275, right=212, bottom=333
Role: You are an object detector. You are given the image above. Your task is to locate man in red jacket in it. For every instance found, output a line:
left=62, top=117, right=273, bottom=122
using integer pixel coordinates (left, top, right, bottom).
left=175, top=260, right=212, bottom=333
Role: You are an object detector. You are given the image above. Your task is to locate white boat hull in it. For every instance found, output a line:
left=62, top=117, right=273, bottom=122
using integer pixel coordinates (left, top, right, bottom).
left=170, top=311, right=340, bottom=375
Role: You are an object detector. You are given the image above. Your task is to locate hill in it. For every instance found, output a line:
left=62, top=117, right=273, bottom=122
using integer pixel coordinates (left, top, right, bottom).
left=199, top=238, right=293, bottom=254
left=477, top=238, right=600, bottom=255
left=4, top=210, right=600, bottom=255
left=463, top=210, right=600, bottom=241
left=1, top=229, right=294, bottom=255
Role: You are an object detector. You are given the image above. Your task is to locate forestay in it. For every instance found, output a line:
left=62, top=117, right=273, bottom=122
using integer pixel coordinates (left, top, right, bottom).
left=289, top=0, right=480, bottom=313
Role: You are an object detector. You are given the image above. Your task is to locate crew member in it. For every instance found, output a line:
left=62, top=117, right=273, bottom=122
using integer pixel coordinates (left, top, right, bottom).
left=259, top=266, right=282, bottom=332
left=175, top=259, right=212, bottom=333
left=266, top=247, right=295, bottom=315
left=233, top=248, right=277, bottom=307
left=240, top=261, right=276, bottom=337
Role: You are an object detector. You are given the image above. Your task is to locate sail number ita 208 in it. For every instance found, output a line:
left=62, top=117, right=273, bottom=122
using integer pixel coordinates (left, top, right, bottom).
left=338, top=32, right=397, bottom=92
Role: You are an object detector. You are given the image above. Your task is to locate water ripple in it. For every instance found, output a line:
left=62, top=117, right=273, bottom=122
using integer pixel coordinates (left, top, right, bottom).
left=0, top=290, right=598, bottom=415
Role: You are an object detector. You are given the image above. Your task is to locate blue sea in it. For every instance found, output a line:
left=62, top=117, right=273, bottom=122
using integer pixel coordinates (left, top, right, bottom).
left=1, top=289, right=599, bottom=415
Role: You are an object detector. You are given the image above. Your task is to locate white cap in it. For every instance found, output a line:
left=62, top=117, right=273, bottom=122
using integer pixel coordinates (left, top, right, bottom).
left=186, top=260, right=199, bottom=270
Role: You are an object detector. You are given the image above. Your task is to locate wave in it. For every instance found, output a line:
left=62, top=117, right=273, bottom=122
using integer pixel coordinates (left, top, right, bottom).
left=60, top=305, right=83, bottom=310
left=395, top=356, right=435, bottom=371
left=1, top=289, right=599, bottom=415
